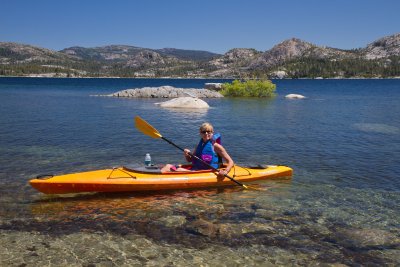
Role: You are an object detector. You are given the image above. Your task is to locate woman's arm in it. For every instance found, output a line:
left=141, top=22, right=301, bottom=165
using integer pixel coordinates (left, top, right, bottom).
left=214, top=143, right=234, bottom=175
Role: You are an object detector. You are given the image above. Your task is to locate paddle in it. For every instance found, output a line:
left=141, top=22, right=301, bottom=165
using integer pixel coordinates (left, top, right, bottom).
left=134, top=116, right=248, bottom=189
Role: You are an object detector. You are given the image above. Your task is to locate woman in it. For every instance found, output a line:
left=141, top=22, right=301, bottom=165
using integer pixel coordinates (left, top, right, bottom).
left=161, top=122, right=234, bottom=177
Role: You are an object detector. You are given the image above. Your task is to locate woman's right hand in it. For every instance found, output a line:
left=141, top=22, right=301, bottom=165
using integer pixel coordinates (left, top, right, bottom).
left=184, top=149, right=191, bottom=156
left=184, top=149, right=191, bottom=161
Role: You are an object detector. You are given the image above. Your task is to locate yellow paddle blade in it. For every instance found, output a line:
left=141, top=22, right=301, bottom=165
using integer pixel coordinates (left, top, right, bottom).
left=134, top=116, right=162, bottom=139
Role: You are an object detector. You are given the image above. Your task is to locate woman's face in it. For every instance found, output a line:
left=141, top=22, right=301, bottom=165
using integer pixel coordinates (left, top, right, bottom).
left=200, top=127, right=213, bottom=141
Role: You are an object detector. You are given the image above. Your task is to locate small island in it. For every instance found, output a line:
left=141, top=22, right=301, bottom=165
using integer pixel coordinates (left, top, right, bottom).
left=103, top=85, right=223, bottom=98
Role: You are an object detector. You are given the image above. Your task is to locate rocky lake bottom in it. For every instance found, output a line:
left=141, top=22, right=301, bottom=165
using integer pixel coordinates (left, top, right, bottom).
left=0, top=78, right=399, bottom=266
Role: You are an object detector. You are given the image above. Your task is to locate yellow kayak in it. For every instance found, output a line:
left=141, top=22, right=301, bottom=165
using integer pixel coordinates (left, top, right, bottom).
left=29, top=164, right=293, bottom=194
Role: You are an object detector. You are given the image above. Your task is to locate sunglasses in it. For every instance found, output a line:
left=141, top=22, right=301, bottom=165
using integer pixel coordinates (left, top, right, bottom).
left=201, top=130, right=213, bottom=134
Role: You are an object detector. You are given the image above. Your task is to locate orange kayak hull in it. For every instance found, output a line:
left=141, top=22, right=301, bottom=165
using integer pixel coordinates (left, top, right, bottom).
left=29, top=165, right=293, bottom=194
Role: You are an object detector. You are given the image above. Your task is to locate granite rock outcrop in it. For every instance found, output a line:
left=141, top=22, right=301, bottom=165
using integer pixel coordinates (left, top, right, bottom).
left=106, top=86, right=223, bottom=98
left=155, top=97, right=210, bottom=109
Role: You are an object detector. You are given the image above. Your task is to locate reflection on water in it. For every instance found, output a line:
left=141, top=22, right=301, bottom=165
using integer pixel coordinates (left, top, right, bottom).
left=159, top=106, right=209, bottom=121
left=29, top=182, right=283, bottom=220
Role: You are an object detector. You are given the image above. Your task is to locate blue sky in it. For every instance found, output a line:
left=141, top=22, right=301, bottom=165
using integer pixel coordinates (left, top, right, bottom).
left=1, top=0, right=399, bottom=54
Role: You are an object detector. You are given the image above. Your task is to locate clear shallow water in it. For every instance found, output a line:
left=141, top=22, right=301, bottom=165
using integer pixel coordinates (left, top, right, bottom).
left=0, top=77, right=399, bottom=266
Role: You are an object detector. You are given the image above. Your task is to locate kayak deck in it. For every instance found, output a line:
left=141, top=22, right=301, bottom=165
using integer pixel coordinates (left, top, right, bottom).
left=29, top=164, right=293, bottom=194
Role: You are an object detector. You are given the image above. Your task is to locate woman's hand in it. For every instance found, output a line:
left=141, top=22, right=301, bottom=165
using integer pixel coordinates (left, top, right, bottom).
left=184, top=149, right=192, bottom=161
left=218, top=169, right=228, bottom=177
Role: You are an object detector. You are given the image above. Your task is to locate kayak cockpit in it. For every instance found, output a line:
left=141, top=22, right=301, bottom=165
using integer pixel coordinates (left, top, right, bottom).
left=123, top=165, right=162, bottom=174
left=122, top=164, right=218, bottom=175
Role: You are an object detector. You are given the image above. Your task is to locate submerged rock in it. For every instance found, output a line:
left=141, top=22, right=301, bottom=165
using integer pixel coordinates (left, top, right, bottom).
left=155, top=97, right=210, bottom=109
left=334, top=228, right=399, bottom=248
left=158, top=215, right=187, bottom=228
left=186, top=218, right=218, bottom=237
left=353, top=123, right=399, bottom=134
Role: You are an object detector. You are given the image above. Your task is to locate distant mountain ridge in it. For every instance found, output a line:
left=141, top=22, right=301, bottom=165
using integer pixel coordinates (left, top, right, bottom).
left=1, top=33, right=399, bottom=78
left=249, top=38, right=355, bottom=70
left=363, top=34, right=400, bottom=59
left=61, top=45, right=219, bottom=62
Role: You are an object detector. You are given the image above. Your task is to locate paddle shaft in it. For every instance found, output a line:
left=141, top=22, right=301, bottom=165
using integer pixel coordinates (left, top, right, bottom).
left=161, top=137, right=246, bottom=188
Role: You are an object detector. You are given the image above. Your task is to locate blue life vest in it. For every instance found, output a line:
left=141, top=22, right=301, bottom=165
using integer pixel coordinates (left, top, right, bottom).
left=192, top=134, right=221, bottom=170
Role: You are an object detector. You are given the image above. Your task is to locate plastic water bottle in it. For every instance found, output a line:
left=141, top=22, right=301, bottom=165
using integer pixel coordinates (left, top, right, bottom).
left=145, top=153, right=152, bottom=166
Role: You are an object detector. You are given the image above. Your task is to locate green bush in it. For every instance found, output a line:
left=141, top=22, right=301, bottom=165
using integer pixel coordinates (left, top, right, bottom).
left=220, top=79, right=276, bottom=97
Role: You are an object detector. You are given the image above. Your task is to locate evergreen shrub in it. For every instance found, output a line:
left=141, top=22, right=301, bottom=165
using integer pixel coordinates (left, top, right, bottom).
left=221, top=79, right=276, bottom=97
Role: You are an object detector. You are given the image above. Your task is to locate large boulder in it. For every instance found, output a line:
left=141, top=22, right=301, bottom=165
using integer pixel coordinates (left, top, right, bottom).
left=155, top=97, right=210, bottom=109
left=285, top=94, right=306, bottom=99
left=270, top=70, right=288, bottom=79
left=204, top=83, right=223, bottom=91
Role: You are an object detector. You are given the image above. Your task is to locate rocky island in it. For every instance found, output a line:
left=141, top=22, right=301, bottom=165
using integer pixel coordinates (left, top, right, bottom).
left=104, top=85, right=223, bottom=98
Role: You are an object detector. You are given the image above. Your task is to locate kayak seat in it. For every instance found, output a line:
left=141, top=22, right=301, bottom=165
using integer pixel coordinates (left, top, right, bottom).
left=243, top=164, right=269, bottom=169
left=122, top=165, right=162, bottom=174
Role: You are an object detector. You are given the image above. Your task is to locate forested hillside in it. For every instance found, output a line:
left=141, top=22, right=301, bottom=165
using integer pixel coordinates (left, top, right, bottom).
left=1, top=33, right=399, bottom=78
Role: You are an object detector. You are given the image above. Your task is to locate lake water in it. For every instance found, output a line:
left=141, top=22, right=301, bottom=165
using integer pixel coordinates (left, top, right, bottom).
left=0, top=77, right=399, bottom=266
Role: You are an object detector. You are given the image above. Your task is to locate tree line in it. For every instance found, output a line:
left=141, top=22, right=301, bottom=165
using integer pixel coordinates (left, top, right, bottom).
left=1, top=56, right=399, bottom=78
left=278, top=56, right=400, bottom=78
